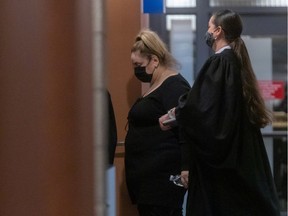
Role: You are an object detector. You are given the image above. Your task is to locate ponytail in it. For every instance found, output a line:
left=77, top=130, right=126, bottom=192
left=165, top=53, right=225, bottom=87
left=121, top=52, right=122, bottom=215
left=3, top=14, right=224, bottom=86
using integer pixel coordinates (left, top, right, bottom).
left=230, top=38, right=272, bottom=127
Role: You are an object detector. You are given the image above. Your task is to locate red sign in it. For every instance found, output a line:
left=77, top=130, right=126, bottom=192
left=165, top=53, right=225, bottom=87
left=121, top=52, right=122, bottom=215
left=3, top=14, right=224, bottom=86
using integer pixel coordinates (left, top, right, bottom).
left=258, top=81, right=285, bottom=100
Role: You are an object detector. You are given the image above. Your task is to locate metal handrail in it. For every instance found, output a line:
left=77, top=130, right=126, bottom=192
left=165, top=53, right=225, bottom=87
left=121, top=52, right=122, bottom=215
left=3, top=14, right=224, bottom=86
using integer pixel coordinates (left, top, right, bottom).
left=262, top=131, right=287, bottom=137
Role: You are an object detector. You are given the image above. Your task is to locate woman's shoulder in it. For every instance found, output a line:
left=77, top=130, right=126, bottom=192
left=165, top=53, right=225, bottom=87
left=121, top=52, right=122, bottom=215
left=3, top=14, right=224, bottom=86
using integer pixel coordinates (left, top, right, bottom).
left=197, top=49, right=241, bottom=80
left=212, top=49, right=239, bottom=64
left=204, top=49, right=240, bottom=73
left=160, top=74, right=191, bottom=93
left=164, top=73, right=190, bottom=86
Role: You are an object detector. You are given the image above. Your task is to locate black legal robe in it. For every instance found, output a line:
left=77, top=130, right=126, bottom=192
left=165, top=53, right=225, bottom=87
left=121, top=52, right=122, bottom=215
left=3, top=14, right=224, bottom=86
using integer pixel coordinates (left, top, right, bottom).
left=177, top=49, right=280, bottom=216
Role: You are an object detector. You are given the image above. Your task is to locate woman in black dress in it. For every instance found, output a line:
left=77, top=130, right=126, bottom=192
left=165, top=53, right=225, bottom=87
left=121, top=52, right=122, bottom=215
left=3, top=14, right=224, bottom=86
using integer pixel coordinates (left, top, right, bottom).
left=125, top=29, right=190, bottom=216
left=160, top=9, right=280, bottom=216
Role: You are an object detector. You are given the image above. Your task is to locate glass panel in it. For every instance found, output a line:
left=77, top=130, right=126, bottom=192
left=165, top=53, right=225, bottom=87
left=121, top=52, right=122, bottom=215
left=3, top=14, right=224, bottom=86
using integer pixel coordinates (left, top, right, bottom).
left=166, top=15, right=196, bottom=86
left=166, top=0, right=196, bottom=8
left=210, top=0, right=288, bottom=7
left=271, top=36, right=287, bottom=214
left=243, top=35, right=287, bottom=213
left=166, top=15, right=196, bottom=31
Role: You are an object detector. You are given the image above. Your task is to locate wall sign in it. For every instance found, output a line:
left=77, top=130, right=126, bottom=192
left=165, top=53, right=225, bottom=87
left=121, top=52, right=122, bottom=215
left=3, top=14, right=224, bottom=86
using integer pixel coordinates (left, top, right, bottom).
left=142, top=0, right=165, bottom=13
left=258, top=80, right=285, bottom=100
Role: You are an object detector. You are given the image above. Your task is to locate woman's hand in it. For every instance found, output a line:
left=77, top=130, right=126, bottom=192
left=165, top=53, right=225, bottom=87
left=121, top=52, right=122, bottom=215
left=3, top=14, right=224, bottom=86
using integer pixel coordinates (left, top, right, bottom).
left=159, top=113, right=172, bottom=131
left=159, top=108, right=176, bottom=131
left=181, top=170, right=189, bottom=189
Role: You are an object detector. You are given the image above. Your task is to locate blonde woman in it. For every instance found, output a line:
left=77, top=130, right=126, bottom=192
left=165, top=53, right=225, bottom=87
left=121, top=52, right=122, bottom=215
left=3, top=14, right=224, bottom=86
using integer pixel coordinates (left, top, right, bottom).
left=125, top=29, right=190, bottom=216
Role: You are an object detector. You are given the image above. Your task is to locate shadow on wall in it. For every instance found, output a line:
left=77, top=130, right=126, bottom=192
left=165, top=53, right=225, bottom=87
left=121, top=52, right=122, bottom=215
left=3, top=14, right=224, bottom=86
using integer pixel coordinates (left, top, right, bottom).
left=126, top=75, right=142, bottom=107
left=114, top=145, right=138, bottom=216
left=119, top=169, right=138, bottom=215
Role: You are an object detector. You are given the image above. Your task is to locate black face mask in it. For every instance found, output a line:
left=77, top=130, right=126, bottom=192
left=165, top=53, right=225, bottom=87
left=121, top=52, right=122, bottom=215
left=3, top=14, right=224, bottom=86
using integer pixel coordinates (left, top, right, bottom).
left=204, top=31, right=215, bottom=48
left=134, top=66, right=153, bottom=83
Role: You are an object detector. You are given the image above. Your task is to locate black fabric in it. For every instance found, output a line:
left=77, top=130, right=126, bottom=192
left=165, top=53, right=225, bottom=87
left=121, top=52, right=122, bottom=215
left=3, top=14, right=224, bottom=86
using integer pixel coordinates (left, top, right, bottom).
left=107, top=90, right=117, bottom=166
left=125, top=74, right=190, bottom=208
left=137, top=204, right=183, bottom=216
left=177, top=49, right=280, bottom=216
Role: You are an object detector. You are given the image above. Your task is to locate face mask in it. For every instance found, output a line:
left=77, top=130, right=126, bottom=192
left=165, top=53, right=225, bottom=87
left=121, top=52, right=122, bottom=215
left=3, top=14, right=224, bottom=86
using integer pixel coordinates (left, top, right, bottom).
left=204, top=31, right=215, bottom=48
left=134, top=66, right=153, bottom=83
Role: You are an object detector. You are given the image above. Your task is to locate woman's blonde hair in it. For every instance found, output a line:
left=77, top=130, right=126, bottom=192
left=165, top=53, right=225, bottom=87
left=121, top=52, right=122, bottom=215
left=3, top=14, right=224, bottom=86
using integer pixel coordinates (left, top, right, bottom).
left=131, top=29, right=180, bottom=70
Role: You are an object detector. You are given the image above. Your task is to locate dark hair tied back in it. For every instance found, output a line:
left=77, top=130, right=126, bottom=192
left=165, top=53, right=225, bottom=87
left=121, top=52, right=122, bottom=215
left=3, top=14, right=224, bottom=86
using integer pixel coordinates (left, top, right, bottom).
left=213, top=9, right=243, bottom=42
left=213, top=9, right=271, bottom=127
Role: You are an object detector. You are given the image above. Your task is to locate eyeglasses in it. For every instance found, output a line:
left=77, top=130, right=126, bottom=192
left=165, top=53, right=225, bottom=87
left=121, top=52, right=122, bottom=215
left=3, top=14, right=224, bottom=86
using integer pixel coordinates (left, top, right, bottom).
left=169, top=175, right=184, bottom=187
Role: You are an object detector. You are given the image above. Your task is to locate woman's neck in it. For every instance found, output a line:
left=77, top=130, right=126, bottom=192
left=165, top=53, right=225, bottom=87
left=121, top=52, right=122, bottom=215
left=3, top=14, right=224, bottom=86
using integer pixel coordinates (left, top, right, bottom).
left=143, top=67, right=178, bottom=97
left=214, top=39, right=229, bottom=53
left=151, top=67, right=177, bottom=85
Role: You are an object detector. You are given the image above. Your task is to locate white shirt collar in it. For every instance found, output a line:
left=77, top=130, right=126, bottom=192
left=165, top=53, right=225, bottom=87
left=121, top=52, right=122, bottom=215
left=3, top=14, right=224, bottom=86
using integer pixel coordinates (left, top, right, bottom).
left=215, top=45, right=231, bottom=54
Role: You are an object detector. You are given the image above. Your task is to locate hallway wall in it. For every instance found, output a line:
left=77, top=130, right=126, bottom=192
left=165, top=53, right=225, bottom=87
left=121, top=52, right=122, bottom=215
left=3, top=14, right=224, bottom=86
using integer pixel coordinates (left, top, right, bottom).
left=0, top=0, right=147, bottom=215
left=106, top=0, right=143, bottom=215
left=106, top=0, right=142, bottom=141
left=0, top=1, right=94, bottom=215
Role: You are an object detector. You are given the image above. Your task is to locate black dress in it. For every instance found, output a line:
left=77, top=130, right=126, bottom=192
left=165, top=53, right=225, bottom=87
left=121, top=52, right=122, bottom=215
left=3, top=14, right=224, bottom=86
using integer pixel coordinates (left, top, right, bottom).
left=177, top=49, right=280, bottom=216
left=125, top=74, right=190, bottom=208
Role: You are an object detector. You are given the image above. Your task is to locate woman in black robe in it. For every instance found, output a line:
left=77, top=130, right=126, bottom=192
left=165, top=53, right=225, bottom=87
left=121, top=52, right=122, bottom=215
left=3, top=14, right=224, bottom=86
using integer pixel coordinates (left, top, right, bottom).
left=159, top=9, right=280, bottom=216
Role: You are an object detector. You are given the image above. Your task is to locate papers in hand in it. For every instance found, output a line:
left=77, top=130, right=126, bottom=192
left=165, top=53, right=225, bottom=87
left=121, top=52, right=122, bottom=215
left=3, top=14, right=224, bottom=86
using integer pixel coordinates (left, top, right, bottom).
left=162, top=117, right=177, bottom=127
